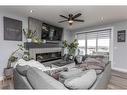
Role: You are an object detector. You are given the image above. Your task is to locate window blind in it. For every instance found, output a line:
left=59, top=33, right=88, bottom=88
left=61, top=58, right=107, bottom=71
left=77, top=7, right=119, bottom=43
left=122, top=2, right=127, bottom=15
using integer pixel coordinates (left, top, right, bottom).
left=77, top=33, right=85, bottom=40
left=97, top=30, right=111, bottom=39
left=87, top=32, right=98, bottom=39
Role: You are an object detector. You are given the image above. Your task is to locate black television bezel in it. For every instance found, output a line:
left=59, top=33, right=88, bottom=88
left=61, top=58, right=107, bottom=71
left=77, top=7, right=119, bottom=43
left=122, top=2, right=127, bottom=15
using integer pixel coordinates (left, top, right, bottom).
left=41, top=23, right=63, bottom=41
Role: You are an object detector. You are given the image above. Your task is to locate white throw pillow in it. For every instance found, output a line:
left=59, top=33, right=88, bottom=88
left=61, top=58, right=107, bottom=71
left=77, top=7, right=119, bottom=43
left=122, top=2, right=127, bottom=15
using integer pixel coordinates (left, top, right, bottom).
left=14, top=59, right=47, bottom=71
left=64, top=69, right=97, bottom=89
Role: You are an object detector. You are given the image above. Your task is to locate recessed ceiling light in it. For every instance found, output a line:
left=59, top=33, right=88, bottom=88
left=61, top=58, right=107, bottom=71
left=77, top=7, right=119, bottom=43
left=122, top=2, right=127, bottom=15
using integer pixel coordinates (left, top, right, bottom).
left=30, top=10, right=33, bottom=13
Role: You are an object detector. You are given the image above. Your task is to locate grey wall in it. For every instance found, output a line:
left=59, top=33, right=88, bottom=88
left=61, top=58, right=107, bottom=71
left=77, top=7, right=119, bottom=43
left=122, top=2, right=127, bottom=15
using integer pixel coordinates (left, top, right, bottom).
left=73, top=21, right=127, bottom=72
left=0, top=12, right=28, bottom=80
left=62, top=29, right=74, bottom=42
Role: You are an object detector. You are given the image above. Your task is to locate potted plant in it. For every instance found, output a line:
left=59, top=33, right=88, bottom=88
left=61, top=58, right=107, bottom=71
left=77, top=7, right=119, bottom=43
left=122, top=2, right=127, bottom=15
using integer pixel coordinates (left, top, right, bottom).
left=63, top=39, right=79, bottom=60
left=23, top=29, right=43, bottom=43
left=32, top=36, right=43, bottom=44
left=23, top=29, right=36, bottom=42
left=7, top=44, right=25, bottom=68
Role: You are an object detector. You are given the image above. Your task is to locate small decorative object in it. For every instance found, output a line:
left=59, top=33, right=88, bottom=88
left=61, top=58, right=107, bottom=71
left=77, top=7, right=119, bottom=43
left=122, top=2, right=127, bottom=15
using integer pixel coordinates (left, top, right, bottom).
left=63, top=39, right=79, bottom=60
left=32, top=36, right=43, bottom=44
left=23, top=29, right=36, bottom=42
left=4, top=16, right=22, bottom=41
left=43, top=39, right=46, bottom=43
left=7, top=44, right=25, bottom=68
left=117, top=30, right=126, bottom=42
left=75, top=55, right=83, bottom=64
left=49, top=28, right=54, bottom=40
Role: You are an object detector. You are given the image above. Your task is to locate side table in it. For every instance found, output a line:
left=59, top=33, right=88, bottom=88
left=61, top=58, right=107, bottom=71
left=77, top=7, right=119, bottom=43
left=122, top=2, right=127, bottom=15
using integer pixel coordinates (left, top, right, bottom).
left=3, top=67, right=13, bottom=84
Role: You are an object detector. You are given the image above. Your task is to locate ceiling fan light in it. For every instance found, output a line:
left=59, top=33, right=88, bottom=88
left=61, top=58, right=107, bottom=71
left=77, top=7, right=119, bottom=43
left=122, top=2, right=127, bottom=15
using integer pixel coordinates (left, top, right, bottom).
left=68, top=20, right=73, bottom=23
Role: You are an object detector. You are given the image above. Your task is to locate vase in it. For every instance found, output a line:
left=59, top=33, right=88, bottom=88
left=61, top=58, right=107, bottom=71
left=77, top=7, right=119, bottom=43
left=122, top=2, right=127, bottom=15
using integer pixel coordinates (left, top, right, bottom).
left=27, top=39, right=32, bottom=42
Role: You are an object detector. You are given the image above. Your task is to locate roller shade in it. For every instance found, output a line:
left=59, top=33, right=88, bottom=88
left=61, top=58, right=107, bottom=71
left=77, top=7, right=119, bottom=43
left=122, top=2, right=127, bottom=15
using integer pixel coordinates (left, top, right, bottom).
left=87, top=32, right=98, bottom=39
left=77, top=33, right=85, bottom=40
left=76, top=29, right=111, bottom=39
left=97, top=30, right=111, bottom=38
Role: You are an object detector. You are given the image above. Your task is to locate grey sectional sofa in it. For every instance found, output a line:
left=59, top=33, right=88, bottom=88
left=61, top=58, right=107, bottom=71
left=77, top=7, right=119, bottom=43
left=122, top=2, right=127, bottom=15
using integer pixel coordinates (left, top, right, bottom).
left=13, top=62, right=111, bottom=89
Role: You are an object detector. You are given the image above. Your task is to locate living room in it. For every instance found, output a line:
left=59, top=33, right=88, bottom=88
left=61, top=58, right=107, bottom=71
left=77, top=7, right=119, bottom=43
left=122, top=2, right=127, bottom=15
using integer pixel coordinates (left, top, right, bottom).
left=1, top=2, right=127, bottom=92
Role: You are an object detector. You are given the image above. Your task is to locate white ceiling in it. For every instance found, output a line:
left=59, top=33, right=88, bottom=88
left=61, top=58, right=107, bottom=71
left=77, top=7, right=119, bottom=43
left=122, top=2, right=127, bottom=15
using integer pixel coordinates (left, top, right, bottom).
left=0, top=6, right=127, bottom=31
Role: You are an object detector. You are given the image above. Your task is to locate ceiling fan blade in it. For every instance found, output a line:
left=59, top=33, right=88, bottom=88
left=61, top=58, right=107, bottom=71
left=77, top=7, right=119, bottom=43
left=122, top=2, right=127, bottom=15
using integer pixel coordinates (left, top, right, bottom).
left=73, top=13, right=82, bottom=19
left=58, top=20, right=68, bottom=23
left=74, top=19, right=84, bottom=22
left=59, top=15, right=68, bottom=19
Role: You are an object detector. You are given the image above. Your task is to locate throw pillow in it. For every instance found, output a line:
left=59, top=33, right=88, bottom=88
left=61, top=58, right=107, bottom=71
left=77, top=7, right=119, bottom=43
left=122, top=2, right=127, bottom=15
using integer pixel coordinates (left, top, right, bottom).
left=15, top=59, right=47, bottom=71
left=16, top=64, right=30, bottom=76
left=64, top=69, right=97, bottom=89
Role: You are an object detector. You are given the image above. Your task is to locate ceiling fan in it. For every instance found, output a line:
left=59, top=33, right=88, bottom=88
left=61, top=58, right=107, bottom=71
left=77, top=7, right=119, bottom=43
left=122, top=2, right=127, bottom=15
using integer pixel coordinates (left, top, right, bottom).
left=58, top=13, right=84, bottom=25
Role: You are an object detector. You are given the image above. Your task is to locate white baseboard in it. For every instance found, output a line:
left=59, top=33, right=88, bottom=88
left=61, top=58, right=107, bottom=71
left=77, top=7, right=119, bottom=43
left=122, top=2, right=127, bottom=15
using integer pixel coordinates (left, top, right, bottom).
left=112, top=67, right=127, bottom=73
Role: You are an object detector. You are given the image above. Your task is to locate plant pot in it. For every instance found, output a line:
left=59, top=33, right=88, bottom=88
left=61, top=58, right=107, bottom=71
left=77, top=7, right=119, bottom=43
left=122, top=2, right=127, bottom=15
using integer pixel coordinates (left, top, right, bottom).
left=27, top=39, right=32, bottom=42
left=43, top=40, right=46, bottom=43
left=69, top=55, right=74, bottom=60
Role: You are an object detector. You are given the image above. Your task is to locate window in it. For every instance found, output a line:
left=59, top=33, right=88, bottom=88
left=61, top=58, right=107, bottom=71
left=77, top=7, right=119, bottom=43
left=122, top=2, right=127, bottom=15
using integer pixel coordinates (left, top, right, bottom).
left=76, top=29, right=111, bottom=55
left=98, top=38, right=109, bottom=52
left=87, top=39, right=96, bottom=54
left=78, top=40, right=86, bottom=55
left=77, top=34, right=86, bottom=55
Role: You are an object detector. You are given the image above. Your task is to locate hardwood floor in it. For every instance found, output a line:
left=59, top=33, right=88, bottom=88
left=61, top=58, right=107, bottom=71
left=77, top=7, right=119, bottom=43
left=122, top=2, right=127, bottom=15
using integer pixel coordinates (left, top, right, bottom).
left=0, top=78, right=14, bottom=89
left=0, top=70, right=127, bottom=89
left=107, top=70, right=127, bottom=89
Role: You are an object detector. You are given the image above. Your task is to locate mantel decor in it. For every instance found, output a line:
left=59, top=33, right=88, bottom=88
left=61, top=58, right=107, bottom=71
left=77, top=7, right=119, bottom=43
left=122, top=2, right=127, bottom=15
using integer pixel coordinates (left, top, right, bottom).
left=23, top=29, right=43, bottom=43
left=4, top=16, right=22, bottom=41
left=117, top=30, right=126, bottom=42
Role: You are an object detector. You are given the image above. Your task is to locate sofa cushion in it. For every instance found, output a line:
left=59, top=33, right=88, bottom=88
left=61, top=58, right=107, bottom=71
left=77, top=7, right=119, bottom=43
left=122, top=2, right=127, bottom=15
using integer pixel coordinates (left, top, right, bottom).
left=16, top=64, right=30, bottom=76
left=26, top=67, right=67, bottom=89
left=64, top=69, right=97, bottom=89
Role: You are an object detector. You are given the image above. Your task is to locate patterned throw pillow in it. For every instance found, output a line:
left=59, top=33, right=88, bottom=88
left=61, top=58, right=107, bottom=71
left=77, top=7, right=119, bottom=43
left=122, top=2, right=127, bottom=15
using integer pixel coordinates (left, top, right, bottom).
left=44, top=67, right=68, bottom=80
left=80, top=57, right=105, bottom=74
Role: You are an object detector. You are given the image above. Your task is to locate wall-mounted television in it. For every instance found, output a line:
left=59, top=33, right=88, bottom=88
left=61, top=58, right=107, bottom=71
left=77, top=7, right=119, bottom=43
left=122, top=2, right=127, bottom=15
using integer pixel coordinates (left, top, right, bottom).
left=41, top=23, right=63, bottom=41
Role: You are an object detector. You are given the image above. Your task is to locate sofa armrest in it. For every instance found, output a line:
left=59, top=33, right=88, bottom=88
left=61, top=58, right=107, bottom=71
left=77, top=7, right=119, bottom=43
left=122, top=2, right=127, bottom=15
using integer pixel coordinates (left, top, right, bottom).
left=13, top=69, right=33, bottom=89
left=26, top=67, right=68, bottom=89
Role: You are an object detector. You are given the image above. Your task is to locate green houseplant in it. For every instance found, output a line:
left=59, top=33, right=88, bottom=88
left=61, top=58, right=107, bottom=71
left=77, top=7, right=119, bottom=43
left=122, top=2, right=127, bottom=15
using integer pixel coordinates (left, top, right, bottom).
left=23, top=29, right=36, bottom=42
left=63, top=39, right=79, bottom=59
left=7, top=44, right=25, bottom=68
left=23, top=29, right=43, bottom=43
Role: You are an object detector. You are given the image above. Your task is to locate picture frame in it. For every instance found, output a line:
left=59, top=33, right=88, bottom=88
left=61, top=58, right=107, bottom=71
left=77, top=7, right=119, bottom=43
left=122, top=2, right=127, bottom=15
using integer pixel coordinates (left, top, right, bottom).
left=4, top=16, right=22, bottom=41
left=117, top=30, right=126, bottom=42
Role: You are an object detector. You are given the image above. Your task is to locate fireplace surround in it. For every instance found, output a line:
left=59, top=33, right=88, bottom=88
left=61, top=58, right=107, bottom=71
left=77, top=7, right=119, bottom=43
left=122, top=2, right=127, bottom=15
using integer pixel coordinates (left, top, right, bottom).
left=36, top=52, right=61, bottom=63
left=29, top=47, right=63, bottom=64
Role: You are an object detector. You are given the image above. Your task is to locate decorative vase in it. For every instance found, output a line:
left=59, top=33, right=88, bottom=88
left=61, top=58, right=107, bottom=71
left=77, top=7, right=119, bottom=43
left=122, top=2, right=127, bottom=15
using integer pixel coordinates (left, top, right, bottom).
left=43, top=40, right=46, bottom=43
left=27, top=38, right=32, bottom=42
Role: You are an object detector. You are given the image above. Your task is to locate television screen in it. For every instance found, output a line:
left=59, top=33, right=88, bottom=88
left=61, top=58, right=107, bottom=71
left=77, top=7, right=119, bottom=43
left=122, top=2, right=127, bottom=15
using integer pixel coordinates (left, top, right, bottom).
left=41, top=23, right=63, bottom=41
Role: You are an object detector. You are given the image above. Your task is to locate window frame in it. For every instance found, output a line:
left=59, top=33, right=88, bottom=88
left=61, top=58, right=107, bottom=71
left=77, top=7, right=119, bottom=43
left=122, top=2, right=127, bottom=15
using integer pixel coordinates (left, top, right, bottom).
left=76, top=29, right=111, bottom=55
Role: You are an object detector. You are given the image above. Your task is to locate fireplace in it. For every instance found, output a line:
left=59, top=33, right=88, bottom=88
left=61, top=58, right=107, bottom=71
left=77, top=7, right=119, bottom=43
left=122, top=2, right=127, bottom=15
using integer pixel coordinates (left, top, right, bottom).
left=36, top=52, right=62, bottom=63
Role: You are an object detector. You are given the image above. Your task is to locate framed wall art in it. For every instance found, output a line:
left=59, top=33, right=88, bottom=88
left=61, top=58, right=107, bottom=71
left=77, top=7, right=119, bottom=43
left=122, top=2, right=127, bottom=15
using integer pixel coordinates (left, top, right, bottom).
left=117, top=30, right=126, bottom=42
left=4, top=16, right=22, bottom=41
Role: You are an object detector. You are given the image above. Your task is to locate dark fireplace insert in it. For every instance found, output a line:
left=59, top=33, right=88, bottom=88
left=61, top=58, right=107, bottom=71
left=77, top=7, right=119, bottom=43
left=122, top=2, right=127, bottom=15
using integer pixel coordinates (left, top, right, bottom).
left=36, top=52, right=61, bottom=63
